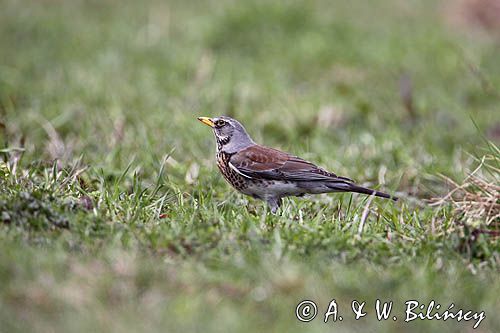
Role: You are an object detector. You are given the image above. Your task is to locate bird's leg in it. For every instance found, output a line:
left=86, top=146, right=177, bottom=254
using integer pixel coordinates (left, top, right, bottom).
left=265, top=196, right=282, bottom=214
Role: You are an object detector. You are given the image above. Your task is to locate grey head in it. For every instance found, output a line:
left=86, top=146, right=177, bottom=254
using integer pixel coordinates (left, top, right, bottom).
left=197, top=116, right=255, bottom=153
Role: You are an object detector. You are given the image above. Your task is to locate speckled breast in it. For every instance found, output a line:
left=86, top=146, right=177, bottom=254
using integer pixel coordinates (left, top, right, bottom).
left=216, top=151, right=249, bottom=191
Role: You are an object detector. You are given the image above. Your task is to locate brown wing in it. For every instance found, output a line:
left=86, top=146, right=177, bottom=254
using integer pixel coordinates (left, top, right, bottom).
left=229, top=145, right=353, bottom=183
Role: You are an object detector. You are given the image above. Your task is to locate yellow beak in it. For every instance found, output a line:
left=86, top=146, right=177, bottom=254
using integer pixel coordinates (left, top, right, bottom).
left=198, top=117, right=215, bottom=128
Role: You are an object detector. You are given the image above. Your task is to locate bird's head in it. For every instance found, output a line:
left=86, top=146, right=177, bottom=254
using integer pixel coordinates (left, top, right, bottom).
left=198, top=116, right=254, bottom=153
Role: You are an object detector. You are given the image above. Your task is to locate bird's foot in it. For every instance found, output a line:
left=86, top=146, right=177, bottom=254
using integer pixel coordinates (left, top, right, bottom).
left=266, top=196, right=282, bottom=215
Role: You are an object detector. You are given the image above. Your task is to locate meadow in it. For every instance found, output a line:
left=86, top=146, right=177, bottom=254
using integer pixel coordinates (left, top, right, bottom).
left=0, top=0, right=499, bottom=332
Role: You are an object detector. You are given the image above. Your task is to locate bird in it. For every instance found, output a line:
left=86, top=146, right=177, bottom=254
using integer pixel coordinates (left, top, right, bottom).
left=198, top=116, right=397, bottom=213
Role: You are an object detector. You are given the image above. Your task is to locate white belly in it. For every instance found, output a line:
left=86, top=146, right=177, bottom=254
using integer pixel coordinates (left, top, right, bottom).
left=241, top=180, right=304, bottom=199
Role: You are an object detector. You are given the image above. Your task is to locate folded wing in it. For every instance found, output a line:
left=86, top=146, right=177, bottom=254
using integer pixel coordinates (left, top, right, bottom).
left=229, top=145, right=353, bottom=183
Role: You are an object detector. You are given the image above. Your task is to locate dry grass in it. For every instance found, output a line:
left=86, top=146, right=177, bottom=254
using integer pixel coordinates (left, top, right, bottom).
left=431, top=148, right=500, bottom=234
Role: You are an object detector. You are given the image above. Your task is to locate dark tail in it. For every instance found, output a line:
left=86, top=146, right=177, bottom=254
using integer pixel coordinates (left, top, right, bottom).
left=327, top=182, right=398, bottom=201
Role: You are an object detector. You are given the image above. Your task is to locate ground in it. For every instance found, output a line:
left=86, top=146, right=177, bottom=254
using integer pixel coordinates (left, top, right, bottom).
left=0, top=0, right=499, bottom=332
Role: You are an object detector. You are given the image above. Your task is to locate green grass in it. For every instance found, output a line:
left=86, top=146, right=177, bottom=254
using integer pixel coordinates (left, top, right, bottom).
left=1, top=0, right=499, bottom=332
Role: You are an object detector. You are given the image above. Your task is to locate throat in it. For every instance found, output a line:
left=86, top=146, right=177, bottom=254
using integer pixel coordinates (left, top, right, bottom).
left=216, top=136, right=231, bottom=150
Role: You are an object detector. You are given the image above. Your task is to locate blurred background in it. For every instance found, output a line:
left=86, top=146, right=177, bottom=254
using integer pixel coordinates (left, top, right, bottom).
left=1, top=0, right=499, bottom=174
left=0, top=0, right=499, bottom=332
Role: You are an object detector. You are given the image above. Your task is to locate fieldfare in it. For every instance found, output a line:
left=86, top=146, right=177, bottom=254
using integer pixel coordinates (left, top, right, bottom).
left=198, top=116, right=397, bottom=213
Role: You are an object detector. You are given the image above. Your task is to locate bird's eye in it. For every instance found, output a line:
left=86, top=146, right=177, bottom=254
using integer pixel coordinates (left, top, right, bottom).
left=214, top=119, right=226, bottom=127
